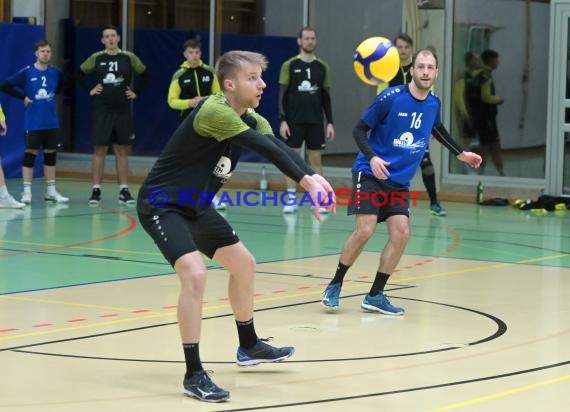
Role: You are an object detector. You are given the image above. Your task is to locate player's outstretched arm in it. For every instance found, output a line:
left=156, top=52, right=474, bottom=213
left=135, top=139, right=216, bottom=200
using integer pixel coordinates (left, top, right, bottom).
left=232, top=129, right=335, bottom=219
left=431, top=123, right=482, bottom=169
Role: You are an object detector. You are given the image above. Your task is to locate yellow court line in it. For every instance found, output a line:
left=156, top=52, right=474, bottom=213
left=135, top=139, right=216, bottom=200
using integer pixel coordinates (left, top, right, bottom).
left=0, top=311, right=174, bottom=342
left=260, top=252, right=570, bottom=275
left=2, top=253, right=569, bottom=343
left=0, top=239, right=165, bottom=257
left=0, top=294, right=311, bottom=342
left=398, top=253, right=570, bottom=283
left=430, top=374, right=570, bottom=411
left=259, top=253, right=570, bottom=285
left=3, top=251, right=558, bottom=316
left=0, top=240, right=217, bottom=266
left=0, top=295, right=163, bottom=313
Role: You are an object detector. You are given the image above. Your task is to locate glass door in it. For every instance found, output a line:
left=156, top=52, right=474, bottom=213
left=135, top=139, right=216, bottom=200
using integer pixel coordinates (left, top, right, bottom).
left=546, top=0, right=570, bottom=195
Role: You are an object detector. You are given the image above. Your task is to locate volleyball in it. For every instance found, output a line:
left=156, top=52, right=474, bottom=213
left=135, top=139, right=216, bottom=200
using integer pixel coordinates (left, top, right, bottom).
left=353, top=37, right=400, bottom=85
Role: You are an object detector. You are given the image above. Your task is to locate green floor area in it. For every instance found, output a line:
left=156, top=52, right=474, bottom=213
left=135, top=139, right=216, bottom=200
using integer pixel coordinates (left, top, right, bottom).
left=1, top=179, right=569, bottom=295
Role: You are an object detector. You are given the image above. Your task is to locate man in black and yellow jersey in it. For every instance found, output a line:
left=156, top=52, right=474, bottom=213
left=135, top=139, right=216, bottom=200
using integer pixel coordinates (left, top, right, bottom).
left=137, top=50, right=335, bottom=403
left=78, top=24, right=147, bottom=206
left=471, top=49, right=505, bottom=176
left=279, top=27, right=335, bottom=214
left=453, top=52, right=482, bottom=151
left=167, top=38, right=219, bottom=121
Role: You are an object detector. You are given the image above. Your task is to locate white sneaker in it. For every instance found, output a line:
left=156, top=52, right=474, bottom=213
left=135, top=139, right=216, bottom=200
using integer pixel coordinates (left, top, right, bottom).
left=318, top=207, right=329, bottom=214
left=282, top=204, right=298, bottom=214
left=45, top=191, right=70, bottom=203
left=0, top=194, right=26, bottom=209
left=21, top=192, right=32, bottom=204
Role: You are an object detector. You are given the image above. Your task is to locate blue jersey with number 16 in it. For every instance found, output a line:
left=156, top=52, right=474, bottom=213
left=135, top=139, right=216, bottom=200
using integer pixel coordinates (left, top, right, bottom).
left=353, top=85, right=442, bottom=188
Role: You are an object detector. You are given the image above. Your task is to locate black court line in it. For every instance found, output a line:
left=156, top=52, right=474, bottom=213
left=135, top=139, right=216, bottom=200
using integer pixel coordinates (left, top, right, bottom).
left=5, top=295, right=505, bottom=363
left=0, top=271, right=178, bottom=296
left=213, top=360, right=570, bottom=411
left=0, top=247, right=172, bottom=266
left=5, top=288, right=545, bottom=410
left=0, top=251, right=344, bottom=295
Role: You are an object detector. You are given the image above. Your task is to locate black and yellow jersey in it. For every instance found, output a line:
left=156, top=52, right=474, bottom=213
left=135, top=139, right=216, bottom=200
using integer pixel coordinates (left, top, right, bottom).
left=454, top=68, right=483, bottom=119
left=79, top=49, right=146, bottom=113
left=138, top=94, right=274, bottom=216
left=279, top=56, right=333, bottom=124
left=167, top=60, right=220, bottom=118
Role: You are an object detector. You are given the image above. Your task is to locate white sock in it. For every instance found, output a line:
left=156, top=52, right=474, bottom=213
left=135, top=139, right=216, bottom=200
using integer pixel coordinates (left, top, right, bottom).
left=0, top=185, right=8, bottom=197
left=23, top=182, right=32, bottom=194
left=46, top=180, right=57, bottom=196
left=120, top=184, right=128, bottom=191
left=93, top=184, right=101, bottom=189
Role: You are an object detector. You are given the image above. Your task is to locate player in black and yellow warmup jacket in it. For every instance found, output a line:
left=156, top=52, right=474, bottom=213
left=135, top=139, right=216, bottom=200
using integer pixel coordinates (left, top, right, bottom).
left=167, top=38, right=220, bottom=121
left=168, top=38, right=226, bottom=209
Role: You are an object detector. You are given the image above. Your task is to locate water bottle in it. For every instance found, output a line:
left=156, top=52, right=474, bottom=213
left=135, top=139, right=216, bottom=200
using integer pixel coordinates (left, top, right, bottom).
left=476, top=181, right=484, bottom=204
left=259, top=165, right=268, bottom=191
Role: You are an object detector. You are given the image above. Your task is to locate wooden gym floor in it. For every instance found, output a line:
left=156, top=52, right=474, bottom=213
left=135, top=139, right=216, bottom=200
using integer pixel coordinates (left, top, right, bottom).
left=1, top=180, right=569, bottom=411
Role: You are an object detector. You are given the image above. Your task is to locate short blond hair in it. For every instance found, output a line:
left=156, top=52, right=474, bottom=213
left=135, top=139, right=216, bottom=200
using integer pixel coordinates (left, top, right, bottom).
left=216, top=51, right=268, bottom=91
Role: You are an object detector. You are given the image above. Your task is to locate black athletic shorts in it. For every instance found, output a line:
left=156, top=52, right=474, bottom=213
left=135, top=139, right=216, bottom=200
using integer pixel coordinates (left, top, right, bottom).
left=91, top=111, right=135, bottom=146
left=347, top=172, right=410, bottom=222
left=138, top=207, right=240, bottom=266
left=286, top=123, right=325, bottom=150
left=25, top=129, right=58, bottom=150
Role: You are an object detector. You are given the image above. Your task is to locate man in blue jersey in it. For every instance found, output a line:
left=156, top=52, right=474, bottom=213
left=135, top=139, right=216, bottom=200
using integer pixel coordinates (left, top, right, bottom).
left=378, top=34, right=447, bottom=216
left=321, top=48, right=481, bottom=315
left=0, top=40, right=69, bottom=204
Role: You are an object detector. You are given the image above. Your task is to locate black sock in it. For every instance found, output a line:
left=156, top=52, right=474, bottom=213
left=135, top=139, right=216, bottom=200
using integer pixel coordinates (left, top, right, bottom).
left=369, top=272, right=390, bottom=296
left=236, top=318, right=258, bottom=349
left=422, top=172, right=438, bottom=204
left=330, top=262, right=350, bottom=285
left=183, top=343, right=203, bottom=374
